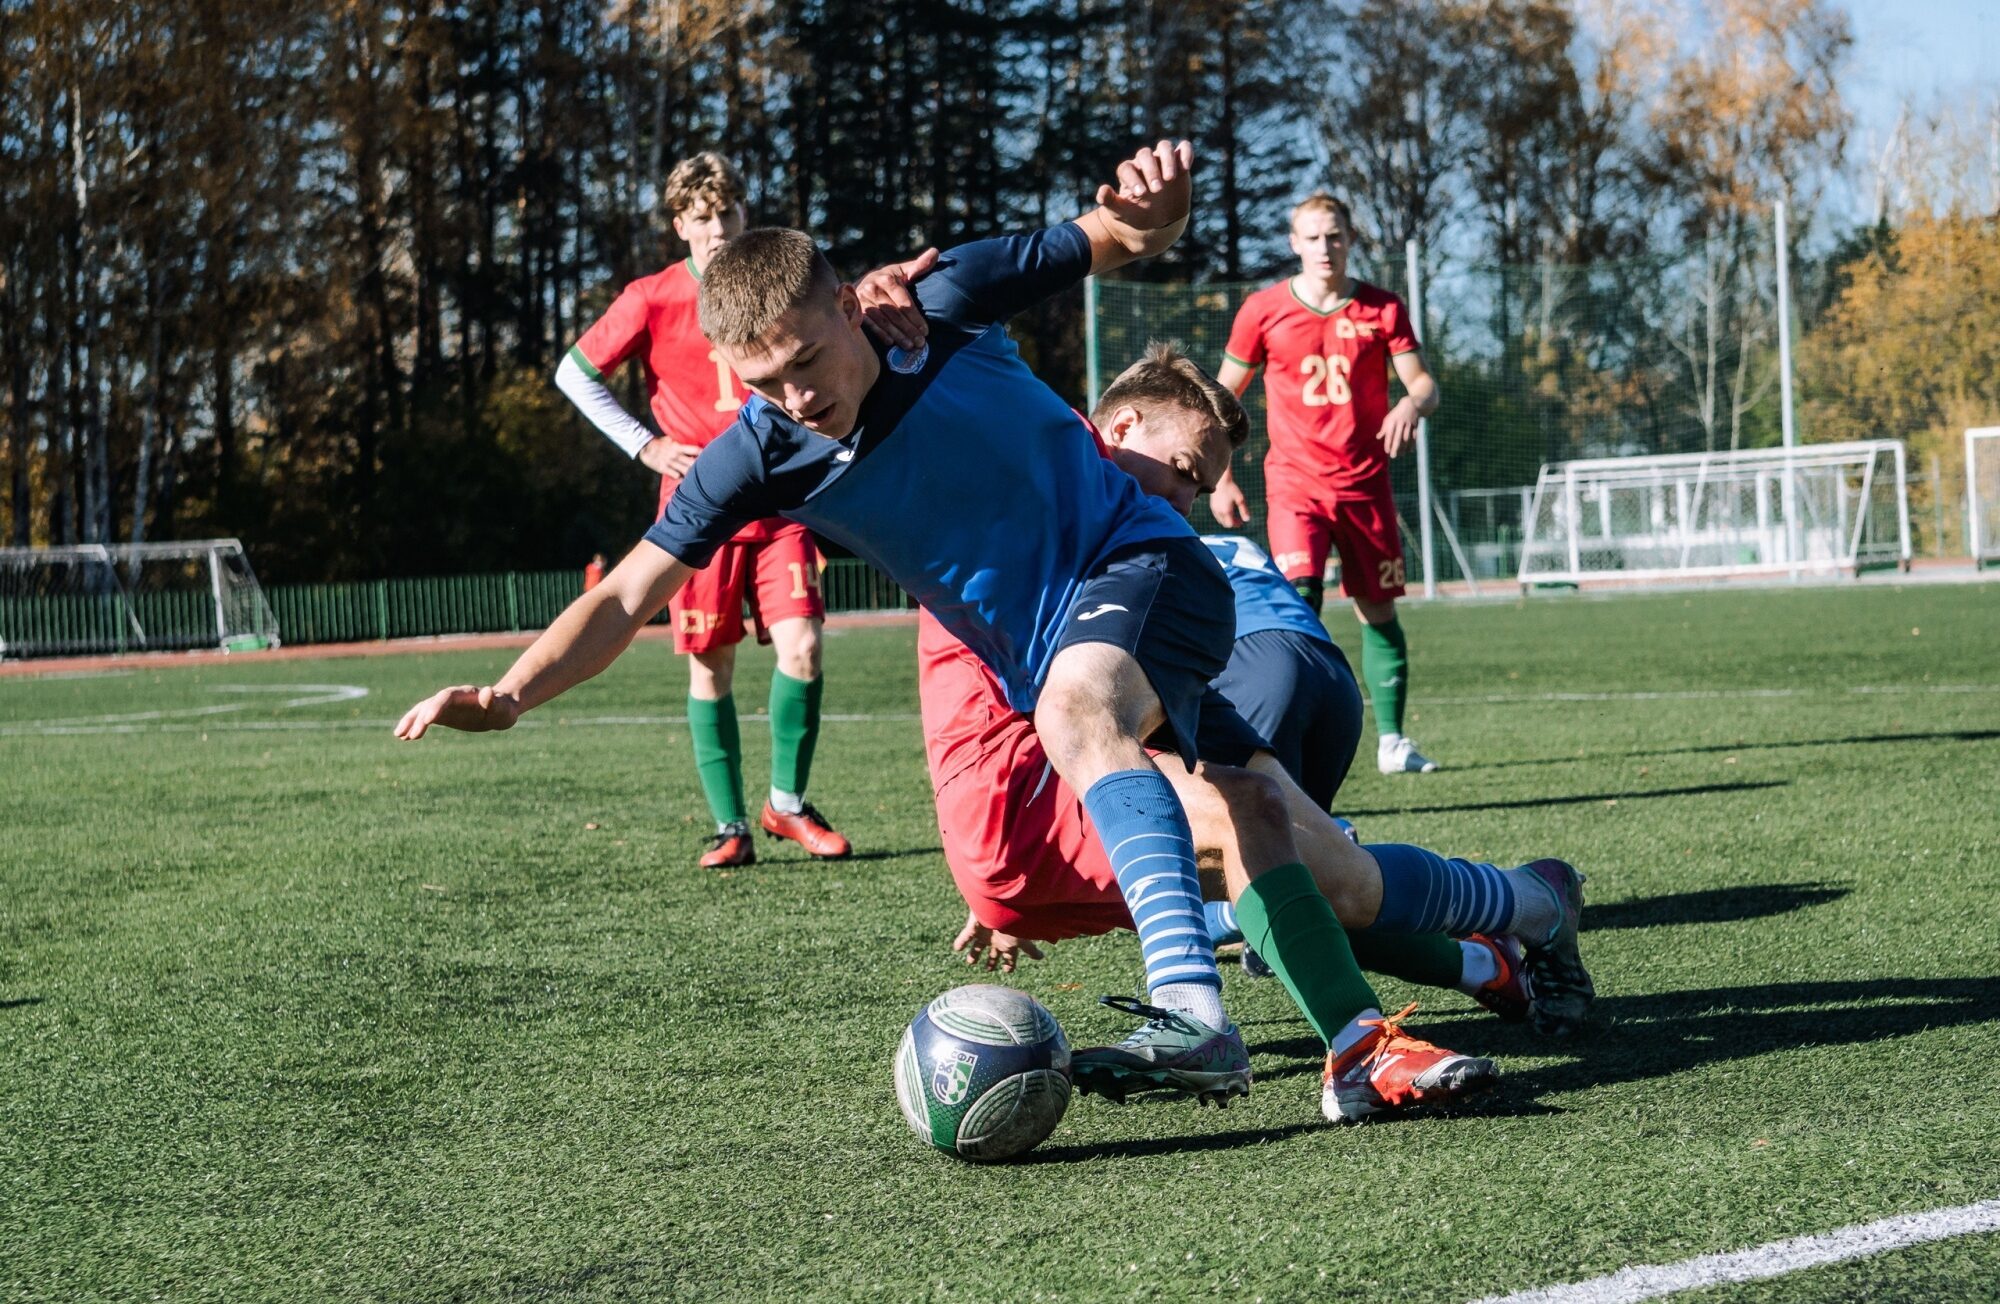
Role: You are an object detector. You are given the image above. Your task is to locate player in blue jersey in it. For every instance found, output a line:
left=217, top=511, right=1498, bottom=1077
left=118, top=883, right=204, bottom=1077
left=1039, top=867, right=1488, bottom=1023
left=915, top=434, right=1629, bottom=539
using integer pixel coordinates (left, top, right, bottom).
left=395, top=141, right=1531, bottom=1119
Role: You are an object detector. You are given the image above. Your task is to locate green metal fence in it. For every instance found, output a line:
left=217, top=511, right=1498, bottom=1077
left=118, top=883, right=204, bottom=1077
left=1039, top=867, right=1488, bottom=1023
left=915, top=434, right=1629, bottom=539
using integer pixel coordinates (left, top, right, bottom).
left=1, top=558, right=908, bottom=659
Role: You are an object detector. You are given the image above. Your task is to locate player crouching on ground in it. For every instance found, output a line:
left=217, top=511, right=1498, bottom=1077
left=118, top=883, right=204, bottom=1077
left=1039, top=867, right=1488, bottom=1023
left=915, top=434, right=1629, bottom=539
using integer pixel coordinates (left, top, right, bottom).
left=911, top=347, right=1592, bottom=1121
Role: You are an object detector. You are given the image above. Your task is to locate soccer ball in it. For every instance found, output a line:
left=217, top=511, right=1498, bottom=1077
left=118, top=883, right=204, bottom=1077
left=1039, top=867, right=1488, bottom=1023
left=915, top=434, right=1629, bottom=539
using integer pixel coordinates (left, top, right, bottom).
left=894, top=984, right=1071, bottom=1162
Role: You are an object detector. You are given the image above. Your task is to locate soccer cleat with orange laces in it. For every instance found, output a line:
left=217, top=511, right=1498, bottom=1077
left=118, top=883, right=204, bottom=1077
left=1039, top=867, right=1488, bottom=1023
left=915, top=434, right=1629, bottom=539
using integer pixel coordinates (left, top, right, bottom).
left=760, top=801, right=852, bottom=859
left=1464, top=933, right=1532, bottom=1023
left=1321, top=1003, right=1499, bottom=1123
left=699, top=822, right=756, bottom=868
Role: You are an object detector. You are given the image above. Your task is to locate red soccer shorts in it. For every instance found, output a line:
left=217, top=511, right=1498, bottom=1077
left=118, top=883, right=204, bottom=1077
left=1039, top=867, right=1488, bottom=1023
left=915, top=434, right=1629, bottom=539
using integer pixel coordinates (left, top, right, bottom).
left=932, top=718, right=1132, bottom=943
left=668, top=527, right=825, bottom=655
left=1266, top=483, right=1408, bottom=604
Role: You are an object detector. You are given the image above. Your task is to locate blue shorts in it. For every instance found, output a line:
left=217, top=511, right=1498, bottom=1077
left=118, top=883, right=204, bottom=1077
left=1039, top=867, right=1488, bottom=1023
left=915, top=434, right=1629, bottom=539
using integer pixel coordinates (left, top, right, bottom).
left=1047, top=535, right=1266, bottom=770
left=1211, top=629, right=1363, bottom=809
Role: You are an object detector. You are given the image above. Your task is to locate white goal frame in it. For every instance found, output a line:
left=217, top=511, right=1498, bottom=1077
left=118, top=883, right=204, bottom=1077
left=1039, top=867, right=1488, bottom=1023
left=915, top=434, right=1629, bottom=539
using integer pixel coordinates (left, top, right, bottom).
left=0, top=538, right=280, bottom=659
left=1517, top=441, right=1912, bottom=586
left=1966, top=428, right=2000, bottom=565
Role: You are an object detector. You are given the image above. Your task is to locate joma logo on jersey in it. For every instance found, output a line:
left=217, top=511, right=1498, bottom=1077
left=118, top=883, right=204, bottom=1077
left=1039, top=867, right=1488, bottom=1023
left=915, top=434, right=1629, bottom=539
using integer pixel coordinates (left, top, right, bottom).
left=932, top=1049, right=977, bottom=1105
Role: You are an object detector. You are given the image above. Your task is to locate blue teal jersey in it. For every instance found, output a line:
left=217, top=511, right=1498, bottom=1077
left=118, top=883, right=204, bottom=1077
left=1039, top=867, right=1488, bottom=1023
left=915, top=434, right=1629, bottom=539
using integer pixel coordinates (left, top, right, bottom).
left=1201, top=534, right=1331, bottom=645
left=645, top=223, right=1192, bottom=712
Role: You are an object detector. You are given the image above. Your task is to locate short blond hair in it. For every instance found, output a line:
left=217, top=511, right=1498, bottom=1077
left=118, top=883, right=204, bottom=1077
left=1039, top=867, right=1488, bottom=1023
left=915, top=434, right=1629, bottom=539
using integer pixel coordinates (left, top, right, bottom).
left=1291, top=191, right=1354, bottom=236
left=697, top=227, right=840, bottom=347
left=665, top=152, right=747, bottom=219
left=1091, top=341, right=1249, bottom=448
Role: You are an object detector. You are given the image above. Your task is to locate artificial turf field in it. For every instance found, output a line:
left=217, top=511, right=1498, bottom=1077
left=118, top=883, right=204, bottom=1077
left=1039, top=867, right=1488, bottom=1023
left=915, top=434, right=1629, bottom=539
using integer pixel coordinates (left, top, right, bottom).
left=4, top=581, right=1998, bottom=1302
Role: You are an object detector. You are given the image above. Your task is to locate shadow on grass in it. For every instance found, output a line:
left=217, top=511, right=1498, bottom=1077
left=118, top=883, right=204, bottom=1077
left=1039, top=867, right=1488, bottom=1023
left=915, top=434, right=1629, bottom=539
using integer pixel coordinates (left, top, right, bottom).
left=1253, top=977, right=2000, bottom=1101
left=1023, top=1121, right=1321, bottom=1163
left=1451, top=728, right=2000, bottom=774
left=1586, top=881, right=1851, bottom=931
left=1343, top=779, right=1786, bottom=819
left=0, top=997, right=44, bottom=1011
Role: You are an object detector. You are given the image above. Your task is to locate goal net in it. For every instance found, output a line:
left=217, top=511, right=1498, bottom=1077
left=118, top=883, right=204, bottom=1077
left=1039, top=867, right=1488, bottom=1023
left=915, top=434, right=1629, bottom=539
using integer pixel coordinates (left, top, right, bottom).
left=0, top=539, right=280, bottom=659
left=1967, top=428, right=2000, bottom=565
left=1517, top=441, right=1912, bottom=585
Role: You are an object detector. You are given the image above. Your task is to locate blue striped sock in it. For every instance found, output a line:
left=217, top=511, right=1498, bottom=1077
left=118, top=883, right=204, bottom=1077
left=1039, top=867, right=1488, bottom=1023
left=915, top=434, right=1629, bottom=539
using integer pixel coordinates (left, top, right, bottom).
left=1364, top=843, right=1516, bottom=937
left=1083, top=770, right=1221, bottom=994
left=1204, top=900, right=1241, bottom=947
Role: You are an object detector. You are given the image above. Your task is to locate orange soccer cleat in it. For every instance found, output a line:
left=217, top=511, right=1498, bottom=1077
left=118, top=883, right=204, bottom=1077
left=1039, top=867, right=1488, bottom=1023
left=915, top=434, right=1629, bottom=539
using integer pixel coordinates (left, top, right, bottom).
left=1321, top=1003, right=1499, bottom=1122
left=699, top=822, right=756, bottom=869
left=760, top=802, right=851, bottom=859
left=1464, top=933, right=1532, bottom=1023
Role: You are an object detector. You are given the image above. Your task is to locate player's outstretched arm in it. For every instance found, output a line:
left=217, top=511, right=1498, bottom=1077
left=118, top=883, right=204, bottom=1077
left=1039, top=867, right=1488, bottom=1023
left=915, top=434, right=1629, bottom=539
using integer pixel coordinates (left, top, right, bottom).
left=394, top=543, right=692, bottom=740
left=1075, top=139, right=1194, bottom=275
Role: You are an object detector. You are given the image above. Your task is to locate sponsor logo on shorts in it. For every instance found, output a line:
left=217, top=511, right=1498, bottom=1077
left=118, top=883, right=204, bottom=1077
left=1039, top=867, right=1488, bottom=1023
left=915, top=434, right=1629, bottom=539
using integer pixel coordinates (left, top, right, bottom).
left=1074, top=603, right=1128, bottom=622
left=933, top=1049, right=977, bottom=1105
left=1273, top=551, right=1311, bottom=574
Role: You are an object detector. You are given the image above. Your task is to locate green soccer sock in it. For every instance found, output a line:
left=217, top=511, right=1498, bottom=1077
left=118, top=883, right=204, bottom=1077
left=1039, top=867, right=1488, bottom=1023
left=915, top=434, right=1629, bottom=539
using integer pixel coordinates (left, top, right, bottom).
left=687, top=693, right=747, bottom=827
left=1361, top=617, right=1410, bottom=737
left=1346, top=929, right=1464, bottom=990
left=767, top=670, right=823, bottom=800
left=1233, top=862, right=1382, bottom=1047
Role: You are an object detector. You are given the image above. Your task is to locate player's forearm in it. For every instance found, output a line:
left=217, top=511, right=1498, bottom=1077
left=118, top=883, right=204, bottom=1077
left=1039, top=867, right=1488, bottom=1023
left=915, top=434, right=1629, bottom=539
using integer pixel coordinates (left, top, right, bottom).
left=1076, top=208, right=1188, bottom=274
left=1405, top=373, right=1441, bottom=418
left=494, top=551, right=683, bottom=711
left=556, top=351, right=655, bottom=458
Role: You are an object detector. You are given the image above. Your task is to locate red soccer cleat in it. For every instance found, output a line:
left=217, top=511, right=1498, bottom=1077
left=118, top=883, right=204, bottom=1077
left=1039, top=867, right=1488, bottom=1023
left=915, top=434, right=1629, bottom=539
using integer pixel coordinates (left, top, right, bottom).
left=1321, top=1003, right=1499, bottom=1122
left=1464, top=933, right=1532, bottom=1023
left=760, top=802, right=851, bottom=859
left=699, top=823, right=756, bottom=869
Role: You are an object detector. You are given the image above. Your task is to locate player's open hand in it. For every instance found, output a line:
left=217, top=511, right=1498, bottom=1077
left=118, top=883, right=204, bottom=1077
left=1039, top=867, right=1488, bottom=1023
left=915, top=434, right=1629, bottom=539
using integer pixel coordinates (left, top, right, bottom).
left=1096, top=140, right=1194, bottom=232
left=855, top=248, right=938, bottom=352
left=1210, top=476, right=1252, bottom=527
left=1379, top=396, right=1420, bottom=459
left=394, top=685, right=522, bottom=740
left=639, top=438, right=701, bottom=479
left=952, top=911, right=1046, bottom=973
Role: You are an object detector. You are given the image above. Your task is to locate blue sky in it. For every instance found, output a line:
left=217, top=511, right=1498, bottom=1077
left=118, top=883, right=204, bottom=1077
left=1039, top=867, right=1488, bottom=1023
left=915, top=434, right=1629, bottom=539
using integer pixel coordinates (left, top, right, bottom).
left=1840, top=0, right=1997, bottom=150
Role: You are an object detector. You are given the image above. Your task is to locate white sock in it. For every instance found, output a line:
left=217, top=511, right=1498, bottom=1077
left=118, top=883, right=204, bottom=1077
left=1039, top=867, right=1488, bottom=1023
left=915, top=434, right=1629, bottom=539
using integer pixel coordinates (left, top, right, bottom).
left=1457, top=939, right=1500, bottom=995
left=768, top=788, right=804, bottom=815
left=1331, top=1007, right=1384, bottom=1056
left=1502, top=867, right=1562, bottom=943
left=1378, top=732, right=1404, bottom=751
left=1152, top=982, right=1228, bottom=1030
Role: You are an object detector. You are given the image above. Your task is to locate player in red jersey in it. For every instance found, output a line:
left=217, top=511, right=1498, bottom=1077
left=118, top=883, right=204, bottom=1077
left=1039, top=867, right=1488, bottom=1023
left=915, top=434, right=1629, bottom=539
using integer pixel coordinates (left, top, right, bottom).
left=1212, top=192, right=1443, bottom=775
left=555, top=153, right=850, bottom=867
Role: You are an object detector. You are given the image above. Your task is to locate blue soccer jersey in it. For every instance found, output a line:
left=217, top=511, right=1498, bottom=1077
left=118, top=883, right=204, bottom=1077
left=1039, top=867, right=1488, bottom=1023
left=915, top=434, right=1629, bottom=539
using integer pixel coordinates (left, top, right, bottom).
left=645, top=223, right=1193, bottom=712
left=1201, top=534, right=1331, bottom=645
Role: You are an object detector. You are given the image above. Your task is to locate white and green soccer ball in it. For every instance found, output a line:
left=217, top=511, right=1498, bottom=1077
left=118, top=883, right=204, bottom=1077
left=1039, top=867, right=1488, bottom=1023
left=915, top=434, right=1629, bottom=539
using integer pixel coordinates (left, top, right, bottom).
left=894, top=984, right=1071, bottom=1162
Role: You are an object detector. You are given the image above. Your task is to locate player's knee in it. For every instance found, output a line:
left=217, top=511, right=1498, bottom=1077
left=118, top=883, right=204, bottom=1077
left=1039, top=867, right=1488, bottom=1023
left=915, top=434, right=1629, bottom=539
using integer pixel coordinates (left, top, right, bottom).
left=1034, top=679, right=1122, bottom=772
left=775, top=621, right=821, bottom=679
left=689, top=649, right=736, bottom=698
left=1207, top=766, right=1289, bottom=840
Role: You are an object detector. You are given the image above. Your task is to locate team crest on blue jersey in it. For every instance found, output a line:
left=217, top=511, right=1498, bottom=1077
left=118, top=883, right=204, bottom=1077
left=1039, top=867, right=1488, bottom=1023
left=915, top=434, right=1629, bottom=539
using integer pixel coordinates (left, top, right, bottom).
left=887, top=343, right=930, bottom=374
left=932, top=1049, right=977, bottom=1105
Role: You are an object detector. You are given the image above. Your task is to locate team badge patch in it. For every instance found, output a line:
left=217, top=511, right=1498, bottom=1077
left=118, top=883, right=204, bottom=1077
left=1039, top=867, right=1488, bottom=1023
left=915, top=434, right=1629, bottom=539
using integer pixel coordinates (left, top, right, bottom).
left=887, top=343, right=930, bottom=374
left=932, top=1049, right=977, bottom=1105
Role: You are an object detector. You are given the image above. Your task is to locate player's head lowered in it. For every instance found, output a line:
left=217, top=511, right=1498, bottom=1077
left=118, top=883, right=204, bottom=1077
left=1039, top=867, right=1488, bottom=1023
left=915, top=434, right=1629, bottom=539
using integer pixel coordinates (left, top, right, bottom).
left=1290, top=191, right=1354, bottom=282
left=700, top=228, right=877, bottom=440
left=666, top=152, right=748, bottom=272
left=1090, top=342, right=1247, bottom=519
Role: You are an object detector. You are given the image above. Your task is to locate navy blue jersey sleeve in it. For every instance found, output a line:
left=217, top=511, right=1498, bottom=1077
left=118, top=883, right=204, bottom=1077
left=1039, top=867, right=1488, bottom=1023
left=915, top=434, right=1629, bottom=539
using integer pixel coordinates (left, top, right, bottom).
left=642, top=422, right=782, bottom=569
left=916, top=223, right=1093, bottom=330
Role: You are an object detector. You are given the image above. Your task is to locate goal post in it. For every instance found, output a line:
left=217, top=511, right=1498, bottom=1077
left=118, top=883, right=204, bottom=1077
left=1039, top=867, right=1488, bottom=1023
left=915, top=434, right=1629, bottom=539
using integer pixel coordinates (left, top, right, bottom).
left=1517, top=441, right=1913, bottom=586
left=1967, top=428, right=2000, bottom=566
left=0, top=539, right=280, bottom=659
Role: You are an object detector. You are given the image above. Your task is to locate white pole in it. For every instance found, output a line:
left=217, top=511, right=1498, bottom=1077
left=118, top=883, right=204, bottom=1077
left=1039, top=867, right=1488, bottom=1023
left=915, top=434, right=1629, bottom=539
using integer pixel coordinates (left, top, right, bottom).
left=1407, top=238, right=1437, bottom=598
left=1894, top=441, right=1912, bottom=569
left=1776, top=201, right=1800, bottom=575
left=1083, top=275, right=1102, bottom=412
left=1969, top=427, right=1982, bottom=559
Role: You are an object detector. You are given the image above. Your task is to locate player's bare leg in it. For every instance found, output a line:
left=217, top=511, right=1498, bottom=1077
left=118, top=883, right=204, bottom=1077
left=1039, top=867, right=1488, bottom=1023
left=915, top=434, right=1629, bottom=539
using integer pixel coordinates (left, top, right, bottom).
left=760, top=615, right=849, bottom=858
left=1357, top=596, right=1436, bottom=773
left=1037, top=642, right=1250, bottom=1104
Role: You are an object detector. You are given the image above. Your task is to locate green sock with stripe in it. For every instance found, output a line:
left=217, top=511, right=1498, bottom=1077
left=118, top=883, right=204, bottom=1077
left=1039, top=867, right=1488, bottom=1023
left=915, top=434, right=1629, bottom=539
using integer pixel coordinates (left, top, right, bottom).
left=1362, top=617, right=1410, bottom=737
left=1233, top=862, right=1382, bottom=1046
left=767, top=671, right=822, bottom=805
left=687, top=694, right=747, bottom=828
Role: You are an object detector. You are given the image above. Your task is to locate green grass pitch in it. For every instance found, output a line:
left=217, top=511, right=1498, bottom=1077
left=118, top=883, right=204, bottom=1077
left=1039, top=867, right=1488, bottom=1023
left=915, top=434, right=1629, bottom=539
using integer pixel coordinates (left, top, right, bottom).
left=4, top=582, right=1998, bottom=1301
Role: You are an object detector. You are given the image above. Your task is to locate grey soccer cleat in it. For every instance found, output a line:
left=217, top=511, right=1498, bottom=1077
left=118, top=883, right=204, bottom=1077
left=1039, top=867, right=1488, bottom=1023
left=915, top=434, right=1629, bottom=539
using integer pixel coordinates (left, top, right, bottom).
left=1071, top=995, right=1252, bottom=1108
left=1519, top=858, right=1594, bottom=1037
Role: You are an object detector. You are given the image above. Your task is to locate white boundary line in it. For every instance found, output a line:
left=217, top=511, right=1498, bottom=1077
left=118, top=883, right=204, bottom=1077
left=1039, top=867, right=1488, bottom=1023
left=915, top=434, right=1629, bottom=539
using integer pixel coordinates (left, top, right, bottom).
left=0, top=710, right=918, bottom=738
left=1473, top=1198, right=2000, bottom=1304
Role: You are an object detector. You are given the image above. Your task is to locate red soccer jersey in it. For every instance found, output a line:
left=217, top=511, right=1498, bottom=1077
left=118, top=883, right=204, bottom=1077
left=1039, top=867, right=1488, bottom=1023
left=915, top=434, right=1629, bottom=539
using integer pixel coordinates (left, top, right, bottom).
left=1223, top=278, right=1421, bottom=499
left=568, top=259, right=782, bottom=541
